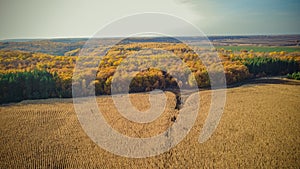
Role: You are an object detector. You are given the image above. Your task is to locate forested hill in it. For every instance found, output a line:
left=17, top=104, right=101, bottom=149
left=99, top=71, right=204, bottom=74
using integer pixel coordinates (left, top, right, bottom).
left=0, top=39, right=86, bottom=56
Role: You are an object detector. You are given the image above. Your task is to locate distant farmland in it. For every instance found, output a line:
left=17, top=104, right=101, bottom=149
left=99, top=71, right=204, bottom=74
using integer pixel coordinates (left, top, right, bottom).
left=216, top=46, right=300, bottom=53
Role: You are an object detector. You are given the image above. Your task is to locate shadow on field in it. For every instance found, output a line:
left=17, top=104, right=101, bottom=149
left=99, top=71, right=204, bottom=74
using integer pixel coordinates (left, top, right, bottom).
left=2, top=77, right=298, bottom=107
left=228, top=77, right=300, bottom=88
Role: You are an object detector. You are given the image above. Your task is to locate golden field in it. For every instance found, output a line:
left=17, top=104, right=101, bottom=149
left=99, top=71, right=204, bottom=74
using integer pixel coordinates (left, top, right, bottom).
left=0, top=78, right=299, bottom=168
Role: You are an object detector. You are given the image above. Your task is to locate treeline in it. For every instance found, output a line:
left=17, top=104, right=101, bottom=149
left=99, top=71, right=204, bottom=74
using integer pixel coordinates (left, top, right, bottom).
left=0, top=70, right=71, bottom=103
left=72, top=68, right=182, bottom=97
left=237, top=57, right=299, bottom=76
left=287, top=72, right=300, bottom=80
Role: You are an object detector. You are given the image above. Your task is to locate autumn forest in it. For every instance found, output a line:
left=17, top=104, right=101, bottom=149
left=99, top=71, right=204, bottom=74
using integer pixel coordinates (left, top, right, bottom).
left=0, top=38, right=299, bottom=103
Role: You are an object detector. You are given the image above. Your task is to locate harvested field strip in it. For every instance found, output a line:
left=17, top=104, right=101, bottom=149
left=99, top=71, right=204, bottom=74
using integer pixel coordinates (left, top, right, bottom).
left=0, top=81, right=299, bottom=168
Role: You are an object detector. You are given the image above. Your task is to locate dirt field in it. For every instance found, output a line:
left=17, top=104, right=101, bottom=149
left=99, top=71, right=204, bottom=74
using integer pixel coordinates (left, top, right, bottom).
left=0, top=78, right=299, bottom=168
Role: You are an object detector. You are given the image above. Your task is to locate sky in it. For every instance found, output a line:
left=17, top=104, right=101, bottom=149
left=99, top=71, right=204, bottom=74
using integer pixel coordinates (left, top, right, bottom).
left=0, top=0, right=299, bottom=40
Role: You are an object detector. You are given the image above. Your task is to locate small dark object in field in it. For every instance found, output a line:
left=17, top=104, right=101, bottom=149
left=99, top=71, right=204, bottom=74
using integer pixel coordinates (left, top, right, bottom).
left=175, top=95, right=182, bottom=110
left=171, top=116, right=176, bottom=122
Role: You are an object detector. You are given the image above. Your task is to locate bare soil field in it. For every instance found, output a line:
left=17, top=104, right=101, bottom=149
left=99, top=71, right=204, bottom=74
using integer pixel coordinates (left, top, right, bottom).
left=0, top=79, right=299, bottom=168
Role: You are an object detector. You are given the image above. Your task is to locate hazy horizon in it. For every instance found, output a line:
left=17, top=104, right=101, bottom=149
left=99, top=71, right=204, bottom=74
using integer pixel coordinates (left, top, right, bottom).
left=0, top=0, right=299, bottom=40
left=2, top=34, right=300, bottom=42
